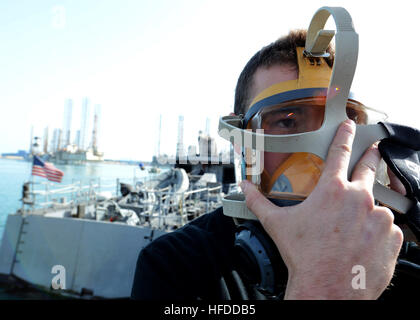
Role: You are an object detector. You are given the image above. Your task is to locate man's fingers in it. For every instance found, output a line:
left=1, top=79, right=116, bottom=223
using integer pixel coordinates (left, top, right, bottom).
left=322, top=119, right=356, bottom=180
left=240, top=180, right=282, bottom=225
left=351, top=143, right=381, bottom=187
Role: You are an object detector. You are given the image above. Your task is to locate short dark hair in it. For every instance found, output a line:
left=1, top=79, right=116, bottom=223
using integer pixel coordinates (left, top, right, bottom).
left=233, top=29, right=335, bottom=116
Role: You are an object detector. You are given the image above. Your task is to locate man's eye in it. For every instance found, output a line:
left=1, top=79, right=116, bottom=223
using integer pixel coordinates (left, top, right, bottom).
left=274, top=118, right=296, bottom=128
left=346, top=107, right=366, bottom=124
left=261, top=110, right=303, bottom=133
left=271, top=112, right=297, bottom=128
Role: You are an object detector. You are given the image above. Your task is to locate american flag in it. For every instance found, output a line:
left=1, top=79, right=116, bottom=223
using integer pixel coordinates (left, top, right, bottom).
left=31, top=155, right=64, bottom=183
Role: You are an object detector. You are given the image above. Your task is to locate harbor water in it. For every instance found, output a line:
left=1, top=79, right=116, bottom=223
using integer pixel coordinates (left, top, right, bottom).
left=0, top=158, right=150, bottom=240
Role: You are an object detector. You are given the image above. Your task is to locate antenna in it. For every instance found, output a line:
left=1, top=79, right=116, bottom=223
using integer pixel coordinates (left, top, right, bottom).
left=205, top=117, right=210, bottom=136
left=29, top=126, right=34, bottom=154
left=157, top=114, right=162, bottom=157
left=43, top=127, right=49, bottom=154
left=176, top=115, right=185, bottom=159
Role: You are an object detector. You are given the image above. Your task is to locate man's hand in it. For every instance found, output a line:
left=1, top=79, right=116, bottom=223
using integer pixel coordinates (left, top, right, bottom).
left=241, top=119, right=404, bottom=300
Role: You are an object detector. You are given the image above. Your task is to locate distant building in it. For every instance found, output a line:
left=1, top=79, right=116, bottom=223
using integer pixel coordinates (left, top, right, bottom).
left=47, top=97, right=104, bottom=164
left=62, top=99, right=73, bottom=148
left=51, top=128, right=61, bottom=153
left=198, top=131, right=217, bottom=159
left=74, top=130, right=81, bottom=150
left=89, top=104, right=101, bottom=153
left=52, top=148, right=104, bottom=164
left=80, top=97, right=90, bottom=151
left=1, top=150, right=29, bottom=160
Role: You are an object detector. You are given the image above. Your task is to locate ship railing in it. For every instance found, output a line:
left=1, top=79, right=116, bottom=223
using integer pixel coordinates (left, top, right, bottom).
left=21, top=178, right=117, bottom=215
left=138, top=184, right=223, bottom=229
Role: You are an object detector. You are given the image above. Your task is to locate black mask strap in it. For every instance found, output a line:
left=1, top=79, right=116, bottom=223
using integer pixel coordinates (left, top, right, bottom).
left=378, top=122, right=420, bottom=241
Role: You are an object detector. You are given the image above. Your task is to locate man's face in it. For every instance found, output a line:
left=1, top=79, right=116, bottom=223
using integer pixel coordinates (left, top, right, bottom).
left=247, top=64, right=299, bottom=176
left=238, top=63, right=373, bottom=197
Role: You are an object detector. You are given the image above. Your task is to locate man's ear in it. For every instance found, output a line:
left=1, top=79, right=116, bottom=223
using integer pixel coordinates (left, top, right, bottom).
left=229, top=112, right=242, bottom=155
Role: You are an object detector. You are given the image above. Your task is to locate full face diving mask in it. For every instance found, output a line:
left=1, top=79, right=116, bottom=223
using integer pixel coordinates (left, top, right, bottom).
left=243, top=47, right=388, bottom=202
left=218, top=6, right=415, bottom=220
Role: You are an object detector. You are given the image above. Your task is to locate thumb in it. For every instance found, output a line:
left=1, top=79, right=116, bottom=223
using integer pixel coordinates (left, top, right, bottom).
left=240, top=180, right=285, bottom=225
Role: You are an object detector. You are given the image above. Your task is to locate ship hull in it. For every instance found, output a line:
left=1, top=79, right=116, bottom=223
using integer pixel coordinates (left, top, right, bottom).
left=0, top=214, right=167, bottom=299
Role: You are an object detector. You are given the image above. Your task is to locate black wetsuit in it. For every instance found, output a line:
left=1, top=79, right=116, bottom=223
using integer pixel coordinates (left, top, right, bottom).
left=130, top=207, right=277, bottom=300
left=131, top=207, right=420, bottom=300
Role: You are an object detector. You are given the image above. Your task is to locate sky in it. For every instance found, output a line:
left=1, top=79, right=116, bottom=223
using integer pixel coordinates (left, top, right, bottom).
left=1, top=0, right=420, bottom=161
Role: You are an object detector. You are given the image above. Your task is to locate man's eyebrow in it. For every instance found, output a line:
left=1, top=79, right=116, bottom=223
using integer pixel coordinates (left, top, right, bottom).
left=265, top=106, right=304, bottom=115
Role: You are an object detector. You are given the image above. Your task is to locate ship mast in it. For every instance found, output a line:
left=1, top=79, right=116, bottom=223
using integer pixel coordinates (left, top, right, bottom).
left=43, top=127, right=49, bottom=154
left=91, top=104, right=101, bottom=155
left=157, top=114, right=162, bottom=157
left=91, top=111, right=98, bottom=154
left=29, top=126, right=34, bottom=155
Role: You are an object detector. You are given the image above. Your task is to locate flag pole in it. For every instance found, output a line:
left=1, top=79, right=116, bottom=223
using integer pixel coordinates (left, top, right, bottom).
left=30, top=156, right=35, bottom=214
left=30, top=170, right=34, bottom=214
